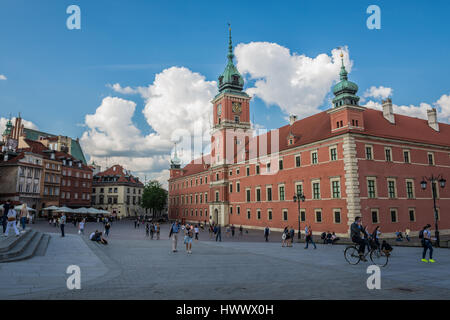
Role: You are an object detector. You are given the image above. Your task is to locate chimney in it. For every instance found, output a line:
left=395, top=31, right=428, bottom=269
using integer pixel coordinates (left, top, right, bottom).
left=427, top=108, right=439, bottom=131
left=289, top=115, right=297, bottom=125
left=382, top=98, right=395, bottom=124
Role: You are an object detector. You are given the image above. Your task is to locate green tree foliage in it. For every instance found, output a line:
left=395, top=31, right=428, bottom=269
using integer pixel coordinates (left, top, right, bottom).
left=142, top=180, right=167, bottom=214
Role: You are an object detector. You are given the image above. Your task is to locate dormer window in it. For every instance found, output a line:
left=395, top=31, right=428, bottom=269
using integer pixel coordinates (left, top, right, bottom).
left=50, top=153, right=55, bottom=160
left=63, top=159, right=66, bottom=165
left=69, top=160, right=73, bottom=166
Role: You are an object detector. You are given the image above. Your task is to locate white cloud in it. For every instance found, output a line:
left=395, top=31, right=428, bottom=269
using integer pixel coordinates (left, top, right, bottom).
left=234, top=42, right=352, bottom=118
left=363, top=86, right=393, bottom=100
left=0, top=117, right=38, bottom=133
left=363, top=99, right=445, bottom=121
left=80, top=96, right=171, bottom=159
left=141, top=66, right=217, bottom=140
left=0, top=74, right=6, bottom=80
left=107, top=83, right=138, bottom=95
left=435, top=94, right=450, bottom=122
left=82, top=67, right=217, bottom=185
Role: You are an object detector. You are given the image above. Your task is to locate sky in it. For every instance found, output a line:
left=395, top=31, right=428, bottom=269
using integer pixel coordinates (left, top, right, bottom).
left=1, top=0, right=450, bottom=186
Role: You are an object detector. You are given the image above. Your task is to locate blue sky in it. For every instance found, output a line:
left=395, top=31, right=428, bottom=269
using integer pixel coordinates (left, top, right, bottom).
left=1, top=0, right=450, bottom=179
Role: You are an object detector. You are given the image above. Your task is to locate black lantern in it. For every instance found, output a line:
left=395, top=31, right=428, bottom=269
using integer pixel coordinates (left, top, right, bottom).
left=439, top=177, right=446, bottom=189
left=420, top=180, right=427, bottom=190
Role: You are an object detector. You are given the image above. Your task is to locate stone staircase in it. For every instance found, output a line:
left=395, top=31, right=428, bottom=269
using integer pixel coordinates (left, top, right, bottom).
left=0, top=229, right=51, bottom=263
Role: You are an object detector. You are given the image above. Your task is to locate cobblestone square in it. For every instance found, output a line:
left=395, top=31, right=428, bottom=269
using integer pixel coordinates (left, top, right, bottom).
left=0, top=220, right=449, bottom=300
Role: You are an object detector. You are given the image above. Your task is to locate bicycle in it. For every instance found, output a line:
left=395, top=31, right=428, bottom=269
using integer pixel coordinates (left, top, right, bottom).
left=344, top=244, right=389, bottom=267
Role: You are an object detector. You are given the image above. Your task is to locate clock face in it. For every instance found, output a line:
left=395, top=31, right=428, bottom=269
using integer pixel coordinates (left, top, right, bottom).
left=217, top=104, right=222, bottom=116
left=232, top=102, right=242, bottom=113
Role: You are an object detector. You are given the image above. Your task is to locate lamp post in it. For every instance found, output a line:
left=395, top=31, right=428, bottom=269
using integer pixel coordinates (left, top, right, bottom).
left=293, top=192, right=305, bottom=240
left=420, top=174, right=446, bottom=247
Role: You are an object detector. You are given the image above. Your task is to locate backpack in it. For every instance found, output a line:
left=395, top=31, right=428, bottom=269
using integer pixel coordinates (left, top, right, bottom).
left=419, top=229, right=424, bottom=239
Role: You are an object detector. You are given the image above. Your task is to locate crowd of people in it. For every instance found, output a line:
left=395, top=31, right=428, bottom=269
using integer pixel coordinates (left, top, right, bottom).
left=0, top=200, right=440, bottom=263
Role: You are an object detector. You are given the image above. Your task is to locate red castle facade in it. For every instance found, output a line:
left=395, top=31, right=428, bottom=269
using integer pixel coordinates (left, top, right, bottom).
left=168, top=33, right=450, bottom=238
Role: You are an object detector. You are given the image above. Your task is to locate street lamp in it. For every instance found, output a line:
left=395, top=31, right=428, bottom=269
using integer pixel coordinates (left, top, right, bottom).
left=293, top=192, right=305, bottom=240
left=420, top=174, right=446, bottom=247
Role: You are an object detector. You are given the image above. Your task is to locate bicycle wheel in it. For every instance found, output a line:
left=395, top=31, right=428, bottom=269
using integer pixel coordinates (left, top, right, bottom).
left=370, top=249, right=388, bottom=267
left=344, top=246, right=361, bottom=265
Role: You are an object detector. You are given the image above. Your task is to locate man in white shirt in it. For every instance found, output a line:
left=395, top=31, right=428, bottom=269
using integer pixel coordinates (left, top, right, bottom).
left=4, top=208, right=20, bottom=237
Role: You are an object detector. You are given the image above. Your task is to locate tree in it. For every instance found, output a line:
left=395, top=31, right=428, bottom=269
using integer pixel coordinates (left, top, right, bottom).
left=142, top=180, right=167, bottom=218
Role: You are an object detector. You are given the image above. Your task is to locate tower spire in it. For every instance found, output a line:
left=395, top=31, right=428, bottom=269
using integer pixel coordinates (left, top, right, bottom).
left=217, top=23, right=244, bottom=93
left=339, top=52, right=348, bottom=81
left=227, top=23, right=234, bottom=63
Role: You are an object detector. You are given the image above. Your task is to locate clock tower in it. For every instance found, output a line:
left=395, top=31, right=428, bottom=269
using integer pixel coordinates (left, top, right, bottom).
left=209, top=26, right=252, bottom=226
left=211, top=26, right=252, bottom=167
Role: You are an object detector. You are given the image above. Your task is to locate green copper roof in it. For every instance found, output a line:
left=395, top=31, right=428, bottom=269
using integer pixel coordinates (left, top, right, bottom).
left=170, top=143, right=181, bottom=168
left=70, top=139, right=87, bottom=165
left=218, top=25, right=244, bottom=93
left=2, top=119, right=13, bottom=136
left=332, top=55, right=360, bottom=107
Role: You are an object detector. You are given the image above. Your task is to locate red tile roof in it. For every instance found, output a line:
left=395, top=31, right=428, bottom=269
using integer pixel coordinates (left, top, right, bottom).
left=179, top=155, right=211, bottom=177
left=95, top=164, right=143, bottom=186
left=358, top=108, right=450, bottom=147
left=175, top=107, right=450, bottom=178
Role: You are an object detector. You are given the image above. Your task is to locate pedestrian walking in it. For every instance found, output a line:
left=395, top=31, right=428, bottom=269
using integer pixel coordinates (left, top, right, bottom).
left=194, top=225, right=199, bottom=240
left=420, top=224, right=435, bottom=263
left=145, top=222, right=150, bottom=237
left=184, top=224, right=193, bottom=254
left=60, top=213, right=66, bottom=237
left=2, top=199, right=11, bottom=234
left=231, top=224, right=235, bottom=237
left=282, top=227, right=288, bottom=247
left=264, top=226, right=270, bottom=242
left=19, top=204, right=28, bottom=232
left=289, top=226, right=295, bottom=247
left=104, top=222, right=111, bottom=237
left=215, top=224, right=222, bottom=242
left=134, top=219, right=137, bottom=229
left=3, top=207, right=19, bottom=237
left=169, top=220, right=180, bottom=252
left=371, top=226, right=381, bottom=249
left=209, top=224, right=214, bottom=239
left=239, top=225, right=243, bottom=238
left=304, top=225, right=316, bottom=249
left=156, top=223, right=160, bottom=240
left=150, top=223, right=155, bottom=239
left=79, top=218, right=85, bottom=235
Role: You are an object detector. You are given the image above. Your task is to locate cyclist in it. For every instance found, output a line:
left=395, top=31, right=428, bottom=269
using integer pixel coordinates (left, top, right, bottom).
left=350, top=216, right=368, bottom=261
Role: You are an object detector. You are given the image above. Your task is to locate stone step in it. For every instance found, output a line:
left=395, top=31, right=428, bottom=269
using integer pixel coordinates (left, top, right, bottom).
left=0, top=232, right=44, bottom=263
left=0, top=229, right=32, bottom=252
left=35, top=234, right=51, bottom=256
left=0, top=230, right=39, bottom=262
